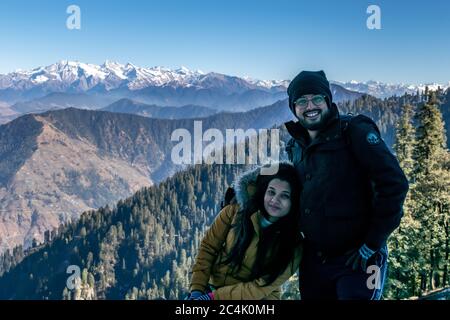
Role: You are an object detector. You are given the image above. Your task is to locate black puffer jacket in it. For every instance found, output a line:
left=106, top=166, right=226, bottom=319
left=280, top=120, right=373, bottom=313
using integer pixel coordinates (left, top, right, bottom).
left=285, top=103, right=409, bottom=255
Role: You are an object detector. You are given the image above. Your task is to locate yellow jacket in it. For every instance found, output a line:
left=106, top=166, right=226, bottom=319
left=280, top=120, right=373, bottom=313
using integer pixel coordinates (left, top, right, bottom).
left=190, top=203, right=303, bottom=300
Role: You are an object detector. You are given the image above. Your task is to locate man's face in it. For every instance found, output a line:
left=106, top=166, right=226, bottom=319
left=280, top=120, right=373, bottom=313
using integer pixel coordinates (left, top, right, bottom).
left=294, top=94, right=330, bottom=130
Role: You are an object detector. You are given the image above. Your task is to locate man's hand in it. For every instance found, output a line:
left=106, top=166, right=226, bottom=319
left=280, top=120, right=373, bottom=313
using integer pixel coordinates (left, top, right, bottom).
left=345, top=244, right=376, bottom=272
left=185, top=290, right=203, bottom=300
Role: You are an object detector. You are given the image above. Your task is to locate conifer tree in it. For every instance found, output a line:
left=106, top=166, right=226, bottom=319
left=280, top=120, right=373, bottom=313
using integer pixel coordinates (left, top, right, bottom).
left=387, top=103, right=421, bottom=298
left=411, top=92, right=449, bottom=295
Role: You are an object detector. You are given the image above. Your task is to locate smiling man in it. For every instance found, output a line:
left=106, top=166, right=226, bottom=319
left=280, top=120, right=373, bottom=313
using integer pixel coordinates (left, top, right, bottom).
left=284, top=70, right=409, bottom=300
left=294, top=93, right=330, bottom=140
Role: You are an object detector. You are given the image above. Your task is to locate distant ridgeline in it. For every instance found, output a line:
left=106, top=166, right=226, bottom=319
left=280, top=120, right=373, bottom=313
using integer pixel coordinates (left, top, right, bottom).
left=0, top=88, right=448, bottom=300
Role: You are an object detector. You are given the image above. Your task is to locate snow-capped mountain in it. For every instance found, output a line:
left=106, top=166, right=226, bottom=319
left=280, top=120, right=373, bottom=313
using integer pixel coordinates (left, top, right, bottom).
left=0, top=61, right=292, bottom=111
left=0, top=60, right=284, bottom=93
left=0, top=61, right=374, bottom=118
left=332, top=80, right=450, bottom=99
left=2, top=61, right=448, bottom=102
left=243, top=76, right=290, bottom=90
left=0, top=60, right=207, bottom=91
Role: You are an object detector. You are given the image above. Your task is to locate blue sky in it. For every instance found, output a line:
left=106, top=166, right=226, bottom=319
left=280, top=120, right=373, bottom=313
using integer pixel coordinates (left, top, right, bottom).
left=0, top=0, right=449, bottom=84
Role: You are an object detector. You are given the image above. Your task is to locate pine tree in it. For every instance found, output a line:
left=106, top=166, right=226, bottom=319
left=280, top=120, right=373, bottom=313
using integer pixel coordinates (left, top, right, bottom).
left=62, top=287, right=71, bottom=300
left=411, top=92, right=449, bottom=295
left=88, top=273, right=95, bottom=288
left=394, top=104, right=415, bottom=178
left=387, top=103, right=421, bottom=298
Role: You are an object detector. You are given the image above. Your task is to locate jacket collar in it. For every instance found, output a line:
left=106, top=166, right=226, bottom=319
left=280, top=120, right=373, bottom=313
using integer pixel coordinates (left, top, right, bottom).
left=251, top=210, right=283, bottom=237
left=251, top=211, right=262, bottom=236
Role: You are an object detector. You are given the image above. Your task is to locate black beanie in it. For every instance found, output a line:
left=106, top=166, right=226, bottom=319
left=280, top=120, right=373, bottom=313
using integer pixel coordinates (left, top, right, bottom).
left=287, top=70, right=332, bottom=113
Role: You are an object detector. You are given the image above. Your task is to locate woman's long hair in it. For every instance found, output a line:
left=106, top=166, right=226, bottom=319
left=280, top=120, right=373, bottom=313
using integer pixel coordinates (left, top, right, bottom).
left=222, top=163, right=302, bottom=286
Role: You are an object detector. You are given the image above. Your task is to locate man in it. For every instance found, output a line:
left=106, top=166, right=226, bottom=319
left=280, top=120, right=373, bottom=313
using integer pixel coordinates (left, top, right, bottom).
left=284, top=70, right=409, bottom=300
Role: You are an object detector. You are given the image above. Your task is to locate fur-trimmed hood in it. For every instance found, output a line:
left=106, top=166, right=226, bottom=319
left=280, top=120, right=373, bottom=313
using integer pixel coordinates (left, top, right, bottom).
left=232, top=161, right=296, bottom=209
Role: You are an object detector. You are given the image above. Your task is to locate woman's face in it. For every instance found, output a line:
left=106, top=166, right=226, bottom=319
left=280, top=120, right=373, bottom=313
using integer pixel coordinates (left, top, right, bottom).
left=263, top=178, right=292, bottom=218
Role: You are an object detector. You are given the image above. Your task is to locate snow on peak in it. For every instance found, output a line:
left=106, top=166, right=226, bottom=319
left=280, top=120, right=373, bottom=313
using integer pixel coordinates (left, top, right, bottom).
left=334, top=79, right=449, bottom=98
left=244, top=76, right=289, bottom=89
left=0, top=61, right=292, bottom=92
left=2, top=61, right=446, bottom=96
left=176, top=66, right=190, bottom=74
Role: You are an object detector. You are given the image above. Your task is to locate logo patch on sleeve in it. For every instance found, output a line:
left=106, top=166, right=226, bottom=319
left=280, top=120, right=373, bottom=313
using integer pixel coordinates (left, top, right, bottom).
left=366, top=132, right=381, bottom=145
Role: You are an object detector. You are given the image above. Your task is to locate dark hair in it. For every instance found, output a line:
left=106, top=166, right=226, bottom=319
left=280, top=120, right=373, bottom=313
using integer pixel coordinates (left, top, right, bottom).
left=222, top=163, right=302, bottom=286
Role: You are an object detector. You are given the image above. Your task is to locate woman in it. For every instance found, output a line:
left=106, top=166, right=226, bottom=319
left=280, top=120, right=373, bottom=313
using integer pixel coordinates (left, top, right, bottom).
left=187, top=162, right=303, bottom=300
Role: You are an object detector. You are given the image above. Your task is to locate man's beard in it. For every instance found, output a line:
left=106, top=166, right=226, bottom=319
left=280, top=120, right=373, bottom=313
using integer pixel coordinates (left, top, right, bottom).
left=297, top=106, right=332, bottom=131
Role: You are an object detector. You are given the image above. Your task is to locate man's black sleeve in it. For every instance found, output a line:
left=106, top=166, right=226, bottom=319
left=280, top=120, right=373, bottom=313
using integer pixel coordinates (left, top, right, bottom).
left=348, top=115, right=409, bottom=250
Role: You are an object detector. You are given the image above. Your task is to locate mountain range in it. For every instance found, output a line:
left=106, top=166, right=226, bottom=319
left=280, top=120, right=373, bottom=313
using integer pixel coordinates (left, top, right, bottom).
left=0, top=61, right=287, bottom=112
left=100, top=99, right=218, bottom=119
left=0, top=61, right=368, bottom=124
left=332, top=80, right=450, bottom=99
left=1, top=61, right=446, bottom=106
left=0, top=101, right=296, bottom=253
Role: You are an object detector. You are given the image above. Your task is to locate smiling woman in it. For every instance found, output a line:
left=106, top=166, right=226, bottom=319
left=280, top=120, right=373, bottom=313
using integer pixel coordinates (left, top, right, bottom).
left=263, top=179, right=292, bottom=219
left=187, top=162, right=303, bottom=300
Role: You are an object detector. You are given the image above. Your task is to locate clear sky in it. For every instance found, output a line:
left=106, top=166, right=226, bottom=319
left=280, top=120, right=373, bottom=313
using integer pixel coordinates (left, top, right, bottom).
left=0, top=0, right=449, bottom=84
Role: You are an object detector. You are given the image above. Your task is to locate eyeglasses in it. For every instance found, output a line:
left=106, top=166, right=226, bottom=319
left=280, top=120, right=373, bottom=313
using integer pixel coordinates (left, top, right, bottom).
left=294, top=95, right=326, bottom=108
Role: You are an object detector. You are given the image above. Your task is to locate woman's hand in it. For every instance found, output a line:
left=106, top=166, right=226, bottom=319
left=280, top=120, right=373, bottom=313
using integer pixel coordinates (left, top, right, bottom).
left=184, top=290, right=204, bottom=300
left=193, top=292, right=214, bottom=300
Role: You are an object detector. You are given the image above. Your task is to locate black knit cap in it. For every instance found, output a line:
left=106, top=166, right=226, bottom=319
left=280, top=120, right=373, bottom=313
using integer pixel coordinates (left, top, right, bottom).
left=287, top=70, right=332, bottom=113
